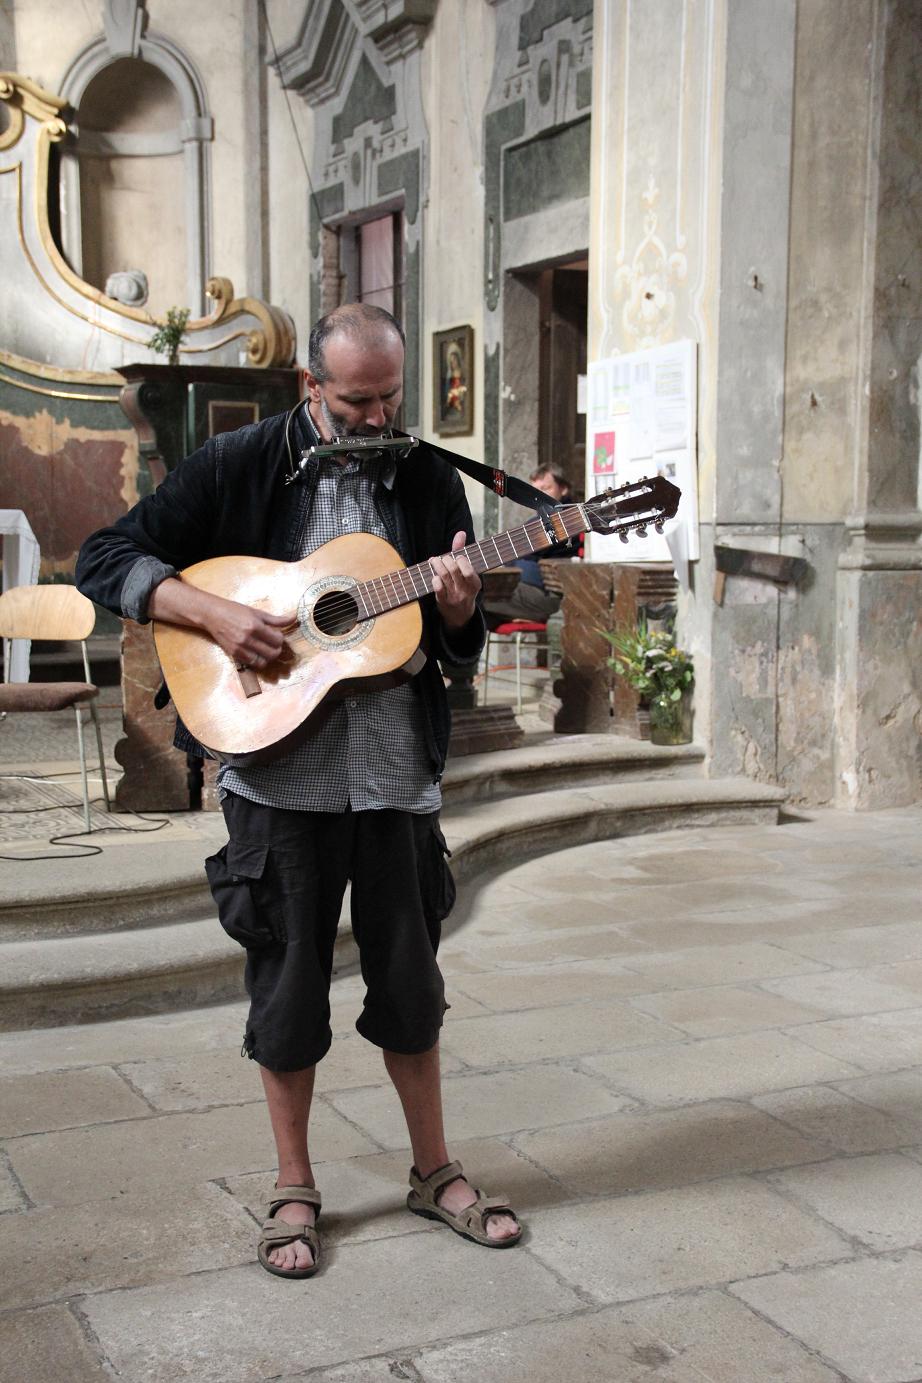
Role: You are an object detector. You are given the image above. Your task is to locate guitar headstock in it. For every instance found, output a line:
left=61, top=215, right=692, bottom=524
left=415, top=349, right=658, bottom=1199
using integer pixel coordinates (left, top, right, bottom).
left=583, top=476, right=681, bottom=541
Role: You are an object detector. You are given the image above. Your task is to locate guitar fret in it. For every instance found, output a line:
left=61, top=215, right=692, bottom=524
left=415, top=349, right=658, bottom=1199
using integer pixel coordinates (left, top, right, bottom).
left=351, top=494, right=662, bottom=621
left=407, top=565, right=425, bottom=596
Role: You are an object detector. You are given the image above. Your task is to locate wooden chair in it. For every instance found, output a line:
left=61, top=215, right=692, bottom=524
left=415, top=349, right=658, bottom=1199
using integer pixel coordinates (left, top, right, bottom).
left=0, top=584, right=111, bottom=830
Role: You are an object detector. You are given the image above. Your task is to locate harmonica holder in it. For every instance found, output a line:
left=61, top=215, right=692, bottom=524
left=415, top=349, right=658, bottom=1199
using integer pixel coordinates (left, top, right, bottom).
left=287, top=432, right=419, bottom=484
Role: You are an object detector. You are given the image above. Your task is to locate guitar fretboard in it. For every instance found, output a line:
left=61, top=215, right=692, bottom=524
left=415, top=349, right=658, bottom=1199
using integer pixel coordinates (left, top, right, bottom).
left=353, top=504, right=588, bottom=621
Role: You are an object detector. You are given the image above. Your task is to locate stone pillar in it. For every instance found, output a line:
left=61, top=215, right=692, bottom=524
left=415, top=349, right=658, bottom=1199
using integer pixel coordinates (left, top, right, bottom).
left=834, top=0, right=922, bottom=808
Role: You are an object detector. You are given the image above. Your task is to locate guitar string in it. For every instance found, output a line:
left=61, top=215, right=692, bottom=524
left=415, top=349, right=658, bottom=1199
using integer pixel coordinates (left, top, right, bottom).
left=300, top=524, right=552, bottom=624
left=293, top=505, right=655, bottom=626
left=277, top=492, right=663, bottom=628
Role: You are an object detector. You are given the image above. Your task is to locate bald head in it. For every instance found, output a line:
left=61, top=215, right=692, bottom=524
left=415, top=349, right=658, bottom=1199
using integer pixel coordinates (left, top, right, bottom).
left=308, top=303, right=405, bottom=384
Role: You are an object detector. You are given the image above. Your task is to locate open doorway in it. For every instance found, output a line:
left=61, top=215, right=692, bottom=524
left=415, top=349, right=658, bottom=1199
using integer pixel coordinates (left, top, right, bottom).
left=501, top=258, right=588, bottom=515
left=538, top=260, right=587, bottom=498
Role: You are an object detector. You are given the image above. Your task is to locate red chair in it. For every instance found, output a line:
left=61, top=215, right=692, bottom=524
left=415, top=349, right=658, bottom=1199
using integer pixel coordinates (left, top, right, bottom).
left=482, top=620, right=550, bottom=714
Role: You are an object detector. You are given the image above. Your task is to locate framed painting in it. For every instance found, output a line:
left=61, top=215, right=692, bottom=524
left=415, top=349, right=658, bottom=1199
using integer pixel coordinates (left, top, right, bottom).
left=432, top=325, right=474, bottom=435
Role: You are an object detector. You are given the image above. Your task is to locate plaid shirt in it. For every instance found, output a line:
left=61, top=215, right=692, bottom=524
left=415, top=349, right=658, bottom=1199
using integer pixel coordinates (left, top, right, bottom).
left=218, top=422, right=441, bottom=814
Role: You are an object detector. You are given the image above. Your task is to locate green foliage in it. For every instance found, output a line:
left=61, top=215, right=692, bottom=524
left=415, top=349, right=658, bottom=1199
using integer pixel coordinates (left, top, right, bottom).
left=148, top=307, right=191, bottom=365
left=599, top=617, right=694, bottom=703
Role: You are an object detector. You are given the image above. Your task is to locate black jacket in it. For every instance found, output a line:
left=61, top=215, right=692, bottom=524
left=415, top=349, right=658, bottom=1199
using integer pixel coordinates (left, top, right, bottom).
left=76, top=407, right=485, bottom=776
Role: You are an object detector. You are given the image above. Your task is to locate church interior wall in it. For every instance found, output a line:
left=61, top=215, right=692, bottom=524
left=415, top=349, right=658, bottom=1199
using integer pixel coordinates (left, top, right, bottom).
left=419, top=0, right=495, bottom=530
left=588, top=0, right=919, bottom=808
left=588, top=0, right=724, bottom=781
left=6, top=0, right=313, bottom=347
left=4, top=1, right=918, bottom=807
left=263, top=1, right=314, bottom=356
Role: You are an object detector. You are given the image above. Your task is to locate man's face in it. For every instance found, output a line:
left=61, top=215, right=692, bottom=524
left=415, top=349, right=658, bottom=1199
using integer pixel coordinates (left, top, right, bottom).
left=305, top=332, right=405, bottom=442
left=532, top=472, right=568, bottom=502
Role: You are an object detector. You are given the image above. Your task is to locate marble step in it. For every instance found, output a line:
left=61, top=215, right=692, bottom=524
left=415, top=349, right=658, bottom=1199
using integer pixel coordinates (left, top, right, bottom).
left=0, top=775, right=784, bottom=1030
left=0, top=736, right=703, bottom=939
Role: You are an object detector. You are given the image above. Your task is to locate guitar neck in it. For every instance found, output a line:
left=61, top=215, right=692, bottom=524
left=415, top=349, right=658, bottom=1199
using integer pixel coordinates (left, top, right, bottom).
left=352, top=504, right=587, bottom=621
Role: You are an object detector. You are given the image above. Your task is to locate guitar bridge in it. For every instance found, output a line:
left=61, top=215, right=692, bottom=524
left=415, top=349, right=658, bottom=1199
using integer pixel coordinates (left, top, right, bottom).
left=236, top=667, right=262, bottom=698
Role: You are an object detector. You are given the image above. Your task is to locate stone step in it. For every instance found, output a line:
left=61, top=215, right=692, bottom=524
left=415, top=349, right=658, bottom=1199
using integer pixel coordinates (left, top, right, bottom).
left=0, top=736, right=703, bottom=938
left=443, top=734, right=704, bottom=806
left=0, top=820, right=229, bottom=941
left=0, top=775, right=785, bottom=1030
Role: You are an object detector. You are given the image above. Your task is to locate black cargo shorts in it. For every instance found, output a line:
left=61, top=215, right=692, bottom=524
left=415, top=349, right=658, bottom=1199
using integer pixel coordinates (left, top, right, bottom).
left=205, top=793, right=455, bottom=1072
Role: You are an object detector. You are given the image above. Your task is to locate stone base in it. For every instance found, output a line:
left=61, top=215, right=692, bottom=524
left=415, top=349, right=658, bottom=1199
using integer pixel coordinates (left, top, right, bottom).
left=449, top=706, right=525, bottom=757
left=114, top=623, right=190, bottom=813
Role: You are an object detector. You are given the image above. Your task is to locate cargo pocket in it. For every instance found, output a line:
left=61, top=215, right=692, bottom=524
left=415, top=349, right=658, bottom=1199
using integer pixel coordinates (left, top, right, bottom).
left=205, top=841, right=283, bottom=950
left=414, top=816, right=456, bottom=926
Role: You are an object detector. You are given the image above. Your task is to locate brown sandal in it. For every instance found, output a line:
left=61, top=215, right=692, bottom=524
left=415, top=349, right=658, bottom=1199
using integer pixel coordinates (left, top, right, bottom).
left=257, top=1184, right=322, bottom=1279
left=407, top=1160, right=522, bottom=1248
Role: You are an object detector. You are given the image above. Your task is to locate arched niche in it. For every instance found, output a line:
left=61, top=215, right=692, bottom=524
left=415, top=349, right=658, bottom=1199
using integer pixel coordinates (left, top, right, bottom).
left=59, top=31, right=213, bottom=314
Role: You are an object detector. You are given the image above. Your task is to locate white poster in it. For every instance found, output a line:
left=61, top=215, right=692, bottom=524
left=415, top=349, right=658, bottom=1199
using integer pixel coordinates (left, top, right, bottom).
left=585, top=340, right=699, bottom=567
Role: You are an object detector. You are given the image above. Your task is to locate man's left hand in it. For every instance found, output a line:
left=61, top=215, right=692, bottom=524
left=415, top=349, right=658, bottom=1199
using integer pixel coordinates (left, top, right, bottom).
left=430, top=531, right=481, bottom=630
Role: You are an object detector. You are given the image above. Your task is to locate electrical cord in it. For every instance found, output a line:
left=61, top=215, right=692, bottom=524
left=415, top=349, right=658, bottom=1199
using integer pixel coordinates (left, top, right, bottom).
left=0, top=771, right=171, bottom=861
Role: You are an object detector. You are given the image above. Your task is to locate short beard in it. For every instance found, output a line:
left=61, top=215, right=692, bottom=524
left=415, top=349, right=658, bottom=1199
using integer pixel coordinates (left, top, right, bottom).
left=319, top=396, right=388, bottom=442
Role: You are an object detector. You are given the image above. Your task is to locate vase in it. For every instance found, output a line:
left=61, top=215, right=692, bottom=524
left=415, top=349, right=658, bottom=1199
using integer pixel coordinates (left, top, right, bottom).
left=649, top=691, right=693, bottom=745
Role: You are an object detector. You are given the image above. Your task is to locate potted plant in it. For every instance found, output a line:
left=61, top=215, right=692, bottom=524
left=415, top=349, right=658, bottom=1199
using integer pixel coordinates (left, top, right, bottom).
left=148, top=306, right=191, bottom=365
left=600, top=617, right=695, bottom=744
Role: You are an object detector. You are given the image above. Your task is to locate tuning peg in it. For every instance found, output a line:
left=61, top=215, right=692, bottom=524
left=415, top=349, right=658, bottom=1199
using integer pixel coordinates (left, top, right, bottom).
left=636, top=526, right=647, bottom=538
left=654, top=522, right=664, bottom=534
left=619, top=531, right=629, bottom=543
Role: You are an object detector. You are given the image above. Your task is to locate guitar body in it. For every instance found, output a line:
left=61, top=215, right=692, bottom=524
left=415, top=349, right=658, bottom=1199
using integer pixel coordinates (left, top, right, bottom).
left=153, top=533, right=424, bottom=765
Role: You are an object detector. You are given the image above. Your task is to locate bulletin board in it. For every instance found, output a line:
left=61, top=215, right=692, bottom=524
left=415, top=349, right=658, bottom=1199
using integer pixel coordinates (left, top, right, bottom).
left=585, top=340, right=699, bottom=566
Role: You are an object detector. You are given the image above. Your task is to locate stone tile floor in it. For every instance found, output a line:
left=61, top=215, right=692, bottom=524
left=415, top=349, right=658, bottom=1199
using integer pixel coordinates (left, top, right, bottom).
left=2, top=803, right=922, bottom=1381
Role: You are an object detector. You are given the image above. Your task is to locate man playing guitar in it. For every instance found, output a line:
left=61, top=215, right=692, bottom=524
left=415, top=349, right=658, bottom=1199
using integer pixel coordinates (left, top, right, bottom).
left=77, top=303, right=523, bottom=1277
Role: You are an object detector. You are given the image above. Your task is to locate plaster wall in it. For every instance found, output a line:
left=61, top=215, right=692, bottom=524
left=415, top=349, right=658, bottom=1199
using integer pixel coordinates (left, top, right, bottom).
left=0, top=360, right=138, bottom=580
left=419, top=0, right=494, bottom=527
left=832, top=0, right=922, bottom=809
left=483, top=0, right=593, bottom=541
left=782, top=0, right=874, bottom=523
left=8, top=0, right=307, bottom=343
left=263, top=1, right=313, bottom=359
left=588, top=0, right=728, bottom=769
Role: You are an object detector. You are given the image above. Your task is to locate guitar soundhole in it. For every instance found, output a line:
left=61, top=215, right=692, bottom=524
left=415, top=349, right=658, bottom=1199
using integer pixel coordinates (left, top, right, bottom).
left=312, top=588, right=359, bottom=636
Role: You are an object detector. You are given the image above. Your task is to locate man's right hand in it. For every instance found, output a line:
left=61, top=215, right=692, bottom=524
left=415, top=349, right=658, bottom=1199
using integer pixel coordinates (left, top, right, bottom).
left=147, top=576, right=294, bottom=669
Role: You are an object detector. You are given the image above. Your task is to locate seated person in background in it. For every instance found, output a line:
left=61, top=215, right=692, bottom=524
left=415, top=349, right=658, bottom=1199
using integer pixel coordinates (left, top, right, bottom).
left=483, top=465, right=579, bottom=628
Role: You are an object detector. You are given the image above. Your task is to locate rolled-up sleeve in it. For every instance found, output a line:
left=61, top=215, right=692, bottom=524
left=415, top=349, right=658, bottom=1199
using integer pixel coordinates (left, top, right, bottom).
left=120, top=555, right=179, bottom=622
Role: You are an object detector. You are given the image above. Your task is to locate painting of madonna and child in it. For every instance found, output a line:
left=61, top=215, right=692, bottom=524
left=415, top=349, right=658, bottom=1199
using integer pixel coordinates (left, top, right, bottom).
left=433, top=325, right=474, bottom=436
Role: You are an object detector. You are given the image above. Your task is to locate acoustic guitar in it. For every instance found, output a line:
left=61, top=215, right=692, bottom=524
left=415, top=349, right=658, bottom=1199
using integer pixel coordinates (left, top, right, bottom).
left=153, top=475, right=680, bottom=765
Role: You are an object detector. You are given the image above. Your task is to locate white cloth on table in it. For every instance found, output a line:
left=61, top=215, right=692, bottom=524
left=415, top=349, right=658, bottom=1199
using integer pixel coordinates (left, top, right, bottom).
left=0, top=509, right=41, bottom=683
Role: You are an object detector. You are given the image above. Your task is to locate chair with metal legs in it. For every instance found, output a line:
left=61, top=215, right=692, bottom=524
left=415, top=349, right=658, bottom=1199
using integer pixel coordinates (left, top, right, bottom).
left=481, top=619, right=550, bottom=714
left=0, top=584, right=111, bottom=830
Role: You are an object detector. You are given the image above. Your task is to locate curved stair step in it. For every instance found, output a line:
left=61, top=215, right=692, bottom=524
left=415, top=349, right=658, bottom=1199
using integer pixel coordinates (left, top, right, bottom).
left=0, top=774, right=785, bottom=1030
left=441, top=734, right=704, bottom=805
left=0, top=737, right=702, bottom=938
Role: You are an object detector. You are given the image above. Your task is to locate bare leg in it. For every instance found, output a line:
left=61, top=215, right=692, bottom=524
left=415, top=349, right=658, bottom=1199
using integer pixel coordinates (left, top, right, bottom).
left=259, top=1064, right=318, bottom=1271
left=383, top=1043, right=518, bottom=1241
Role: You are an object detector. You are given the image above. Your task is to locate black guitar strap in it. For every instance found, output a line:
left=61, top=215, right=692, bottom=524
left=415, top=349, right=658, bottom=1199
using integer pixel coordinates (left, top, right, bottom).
left=396, top=431, right=561, bottom=519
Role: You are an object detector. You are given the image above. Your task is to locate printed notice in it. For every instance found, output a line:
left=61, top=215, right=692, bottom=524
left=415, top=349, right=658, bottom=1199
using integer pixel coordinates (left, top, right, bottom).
left=583, top=340, right=699, bottom=566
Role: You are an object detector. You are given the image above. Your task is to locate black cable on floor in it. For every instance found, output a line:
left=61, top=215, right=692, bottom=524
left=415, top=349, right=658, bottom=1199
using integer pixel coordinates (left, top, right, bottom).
left=0, top=771, right=171, bottom=860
